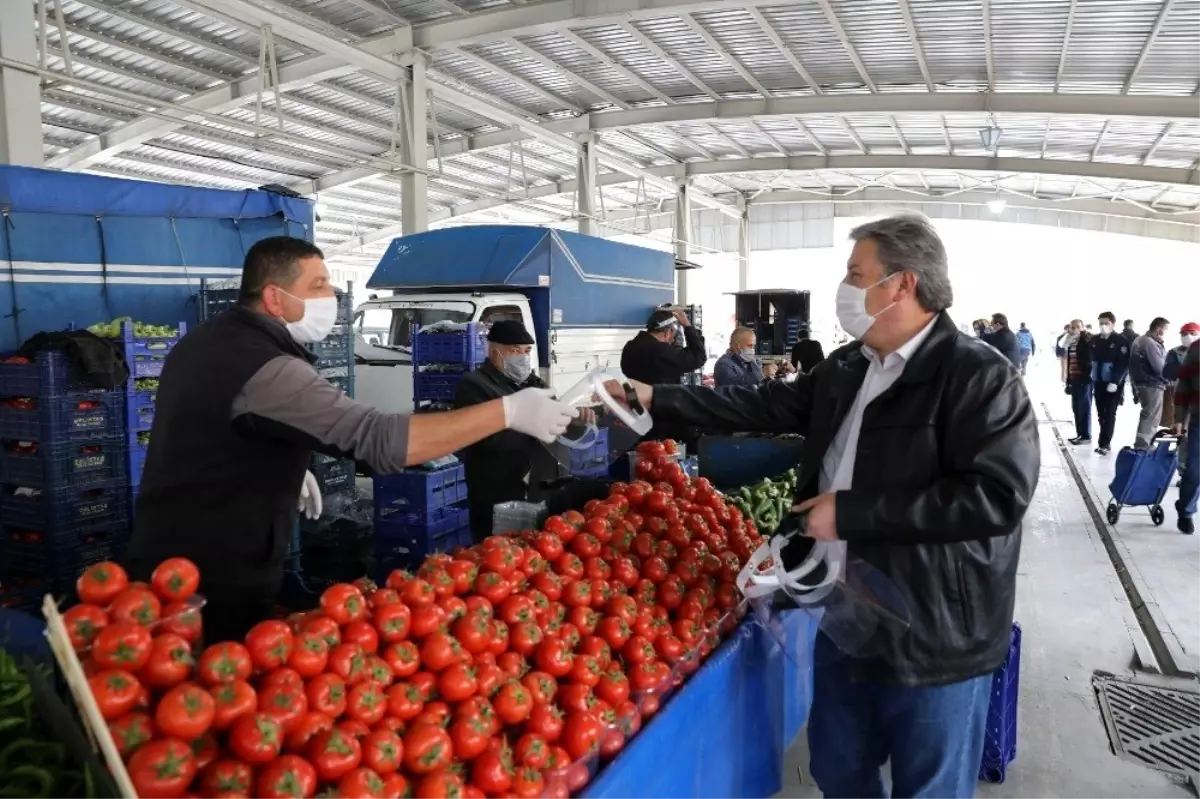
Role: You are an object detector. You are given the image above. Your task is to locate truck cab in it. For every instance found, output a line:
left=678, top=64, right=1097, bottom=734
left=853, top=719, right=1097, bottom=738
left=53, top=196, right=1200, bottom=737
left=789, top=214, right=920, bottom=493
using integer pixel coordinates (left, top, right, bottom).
left=353, top=292, right=539, bottom=414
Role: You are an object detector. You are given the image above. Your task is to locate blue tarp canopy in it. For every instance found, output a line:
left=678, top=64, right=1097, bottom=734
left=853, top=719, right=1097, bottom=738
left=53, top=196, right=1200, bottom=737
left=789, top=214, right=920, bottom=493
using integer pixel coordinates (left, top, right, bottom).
left=0, top=165, right=314, bottom=351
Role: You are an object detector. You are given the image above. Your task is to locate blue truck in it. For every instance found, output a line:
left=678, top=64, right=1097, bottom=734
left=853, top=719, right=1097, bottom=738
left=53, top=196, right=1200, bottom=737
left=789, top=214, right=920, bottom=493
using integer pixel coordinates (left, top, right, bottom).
left=352, top=226, right=680, bottom=413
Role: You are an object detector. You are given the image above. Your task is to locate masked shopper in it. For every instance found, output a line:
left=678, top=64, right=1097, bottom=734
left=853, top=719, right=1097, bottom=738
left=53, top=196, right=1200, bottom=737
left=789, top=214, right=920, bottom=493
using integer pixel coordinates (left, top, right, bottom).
left=125, top=238, right=578, bottom=643
left=611, top=213, right=1038, bottom=799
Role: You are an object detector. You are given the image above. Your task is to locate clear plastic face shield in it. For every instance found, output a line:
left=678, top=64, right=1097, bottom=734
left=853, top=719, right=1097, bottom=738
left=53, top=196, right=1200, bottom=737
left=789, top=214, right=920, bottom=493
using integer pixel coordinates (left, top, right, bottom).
left=542, top=370, right=654, bottom=475
left=735, top=510, right=911, bottom=669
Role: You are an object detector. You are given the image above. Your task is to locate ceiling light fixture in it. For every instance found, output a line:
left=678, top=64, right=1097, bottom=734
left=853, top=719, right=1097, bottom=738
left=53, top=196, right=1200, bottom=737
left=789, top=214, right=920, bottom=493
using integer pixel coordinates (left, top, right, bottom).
left=979, top=126, right=1003, bottom=151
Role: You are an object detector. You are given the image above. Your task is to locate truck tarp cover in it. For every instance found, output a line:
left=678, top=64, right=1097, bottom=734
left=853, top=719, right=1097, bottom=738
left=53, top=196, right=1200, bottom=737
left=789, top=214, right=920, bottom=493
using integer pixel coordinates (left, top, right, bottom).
left=0, top=165, right=313, bottom=351
left=367, top=225, right=674, bottom=329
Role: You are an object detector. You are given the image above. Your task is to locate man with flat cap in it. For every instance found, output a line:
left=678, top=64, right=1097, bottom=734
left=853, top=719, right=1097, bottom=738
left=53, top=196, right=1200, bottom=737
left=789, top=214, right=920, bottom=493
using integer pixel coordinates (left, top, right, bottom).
left=455, top=320, right=562, bottom=541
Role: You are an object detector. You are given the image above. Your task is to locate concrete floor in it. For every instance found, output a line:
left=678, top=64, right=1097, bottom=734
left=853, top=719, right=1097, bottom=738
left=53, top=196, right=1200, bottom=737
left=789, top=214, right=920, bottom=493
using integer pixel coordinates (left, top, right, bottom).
left=777, top=356, right=1198, bottom=798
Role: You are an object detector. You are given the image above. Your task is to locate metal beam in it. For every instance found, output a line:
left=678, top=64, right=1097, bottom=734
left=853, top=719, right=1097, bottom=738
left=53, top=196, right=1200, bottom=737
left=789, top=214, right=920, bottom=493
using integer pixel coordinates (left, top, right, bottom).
left=504, top=38, right=629, bottom=109
left=895, top=0, right=933, bottom=92
left=448, top=47, right=582, bottom=112
left=1054, top=0, right=1077, bottom=92
left=675, top=181, right=693, bottom=302
left=814, top=0, right=876, bottom=93
left=744, top=6, right=820, bottom=94
left=555, top=29, right=672, bottom=105
left=619, top=21, right=720, bottom=101
left=1143, top=122, right=1175, bottom=165
left=1125, top=0, right=1175, bottom=93
left=681, top=14, right=771, bottom=97
left=981, top=0, right=995, bottom=92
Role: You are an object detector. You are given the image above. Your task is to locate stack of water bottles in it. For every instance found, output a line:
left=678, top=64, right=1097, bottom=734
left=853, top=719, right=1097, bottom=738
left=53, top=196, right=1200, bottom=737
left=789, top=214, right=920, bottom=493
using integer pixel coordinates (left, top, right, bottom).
left=0, top=352, right=130, bottom=612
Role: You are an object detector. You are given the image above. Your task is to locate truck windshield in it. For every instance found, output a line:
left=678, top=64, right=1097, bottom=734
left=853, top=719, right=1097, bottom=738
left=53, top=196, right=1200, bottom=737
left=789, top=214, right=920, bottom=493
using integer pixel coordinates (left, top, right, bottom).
left=357, top=302, right=476, bottom=349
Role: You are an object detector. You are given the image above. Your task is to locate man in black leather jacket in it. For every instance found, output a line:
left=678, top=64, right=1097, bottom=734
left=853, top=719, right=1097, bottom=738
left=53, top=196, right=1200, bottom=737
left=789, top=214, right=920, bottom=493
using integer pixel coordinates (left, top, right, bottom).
left=622, top=214, right=1039, bottom=798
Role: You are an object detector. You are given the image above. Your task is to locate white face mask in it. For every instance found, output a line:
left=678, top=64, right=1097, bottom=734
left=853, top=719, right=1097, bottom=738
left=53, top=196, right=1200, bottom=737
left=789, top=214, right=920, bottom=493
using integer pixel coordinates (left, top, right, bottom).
left=500, top=353, right=531, bottom=383
left=280, top=290, right=338, bottom=344
left=835, top=273, right=898, bottom=340
left=1099, top=323, right=1113, bottom=337
left=739, top=347, right=755, bottom=360
left=1184, top=334, right=1199, bottom=348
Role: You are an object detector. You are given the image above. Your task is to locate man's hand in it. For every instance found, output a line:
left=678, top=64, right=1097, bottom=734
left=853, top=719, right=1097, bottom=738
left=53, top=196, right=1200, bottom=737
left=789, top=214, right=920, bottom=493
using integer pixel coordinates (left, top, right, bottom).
left=672, top=310, right=691, bottom=328
left=1107, top=382, right=1119, bottom=393
left=603, top=379, right=654, bottom=410
left=1173, top=423, right=1185, bottom=435
left=577, top=407, right=597, bottom=425
left=781, top=361, right=796, bottom=375
left=792, top=493, right=838, bottom=541
left=502, top=388, right=579, bottom=443
left=763, top=362, right=779, bottom=379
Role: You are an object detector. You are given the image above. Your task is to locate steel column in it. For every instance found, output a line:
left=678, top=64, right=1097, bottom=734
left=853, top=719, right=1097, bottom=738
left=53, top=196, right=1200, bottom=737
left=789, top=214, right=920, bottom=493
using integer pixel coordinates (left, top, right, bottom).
left=399, top=52, right=428, bottom=235
left=0, top=0, right=42, bottom=165
left=737, top=198, right=751, bottom=291
left=674, top=180, right=692, bottom=304
left=576, top=132, right=599, bottom=236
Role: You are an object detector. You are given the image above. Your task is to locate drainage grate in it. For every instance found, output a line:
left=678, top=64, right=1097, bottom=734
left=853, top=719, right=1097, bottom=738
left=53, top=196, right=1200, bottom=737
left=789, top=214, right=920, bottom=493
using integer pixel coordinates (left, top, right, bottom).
left=1094, top=672, right=1200, bottom=781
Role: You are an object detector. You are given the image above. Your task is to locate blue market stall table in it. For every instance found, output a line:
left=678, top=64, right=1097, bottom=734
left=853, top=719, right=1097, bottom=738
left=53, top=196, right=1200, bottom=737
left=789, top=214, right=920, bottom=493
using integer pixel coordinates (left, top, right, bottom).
left=586, top=610, right=818, bottom=799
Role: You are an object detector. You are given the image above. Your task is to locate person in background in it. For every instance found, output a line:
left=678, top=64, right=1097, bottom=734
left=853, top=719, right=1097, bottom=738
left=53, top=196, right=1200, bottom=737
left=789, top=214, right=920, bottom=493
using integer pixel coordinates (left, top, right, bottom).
left=125, top=238, right=578, bottom=642
left=1171, top=339, right=1199, bottom=534
left=1065, top=319, right=1095, bottom=446
left=621, top=308, right=707, bottom=445
left=713, top=328, right=794, bottom=387
left=1055, top=324, right=1071, bottom=383
left=790, top=328, right=825, bottom=374
left=1129, top=317, right=1171, bottom=449
left=1122, top=319, right=1139, bottom=345
left=983, top=313, right=1021, bottom=367
left=1166, top=322, right=1199, bottom=478
left=1016, top=322, right=1035, bottom=376
left=1091, top=311, right=1131, bottom=456
left=612, top=213, right=1037, bottom=799
left=454, top=321, right=560, bottom=542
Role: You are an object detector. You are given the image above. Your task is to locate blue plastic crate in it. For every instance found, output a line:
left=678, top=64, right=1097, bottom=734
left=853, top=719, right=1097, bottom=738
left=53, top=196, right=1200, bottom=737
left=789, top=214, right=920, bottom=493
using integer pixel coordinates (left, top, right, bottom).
left=125, top=389, right=155, bottom=433
left=326, top=374, right=355, bottom=398
left=0, top=584, right=45, bottom=614
left=979, top=622, right=1021, bottom=784
left=374, top=465, right=466, bottom=514
left=413, top=324, right=488, bottom=367
left=0, top=351, right=97, bottom=397
left=0, top=391, right=125, bottom=442
left=413, top=371, right=468, bottom=402
left=119, top=321, right=186, bottom=379
left=376, top=503, right=468, bottom=534
left=0, top=479, right=130, bottom=531
left=1, top=517, right=128, bottom=580
left=128, top=439, right=148, bottom=488
left=0, top=437, right=128, bottom=489
left=568, top=427, right=610, bottom=476
left=374, top=523, right=470, bottom=577
left=310, top=326, right=353, bottom=367
left=311, top=455, right=355, bottom=495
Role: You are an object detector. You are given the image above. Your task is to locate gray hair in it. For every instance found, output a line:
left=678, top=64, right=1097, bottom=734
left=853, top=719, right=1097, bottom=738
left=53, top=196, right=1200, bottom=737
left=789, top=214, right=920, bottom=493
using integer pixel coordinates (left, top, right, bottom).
left=849, top=213, right=953, bottom=313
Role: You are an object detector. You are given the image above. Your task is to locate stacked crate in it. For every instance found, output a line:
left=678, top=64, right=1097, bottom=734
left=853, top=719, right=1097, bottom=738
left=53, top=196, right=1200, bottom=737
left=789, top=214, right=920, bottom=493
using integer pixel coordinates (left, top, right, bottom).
left=372, top=464, right=470, bottom=579
left=567, top=427, right=611, bottom=478
left=120, top=322, right=186, bottom=508
left=412, top=323, right=488, bottom=412
left=0, top=353, right=129, bottom=610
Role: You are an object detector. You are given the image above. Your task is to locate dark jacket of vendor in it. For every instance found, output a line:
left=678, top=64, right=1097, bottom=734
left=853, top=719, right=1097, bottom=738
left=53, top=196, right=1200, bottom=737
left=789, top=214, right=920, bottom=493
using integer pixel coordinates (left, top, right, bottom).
left=455, top=320, right=558, bottom=542
left=621, top=309, right=706, bottom=444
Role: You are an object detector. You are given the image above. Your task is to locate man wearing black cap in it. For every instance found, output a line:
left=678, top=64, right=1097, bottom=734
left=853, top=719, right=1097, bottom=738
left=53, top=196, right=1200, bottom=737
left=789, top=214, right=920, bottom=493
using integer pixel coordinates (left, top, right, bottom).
left=455, top=320, right=561, bottom=541
left=620, top=309, right=707, bottom=445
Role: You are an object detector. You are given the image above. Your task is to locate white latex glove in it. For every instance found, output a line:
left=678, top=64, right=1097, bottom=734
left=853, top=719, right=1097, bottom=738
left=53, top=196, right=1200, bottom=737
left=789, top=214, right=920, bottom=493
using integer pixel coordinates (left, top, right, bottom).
left=502, top=388, right=579, bottom=443
left=298, top=470, right=322, bottom=520
left=1106, top=383, right=1118, bottom=393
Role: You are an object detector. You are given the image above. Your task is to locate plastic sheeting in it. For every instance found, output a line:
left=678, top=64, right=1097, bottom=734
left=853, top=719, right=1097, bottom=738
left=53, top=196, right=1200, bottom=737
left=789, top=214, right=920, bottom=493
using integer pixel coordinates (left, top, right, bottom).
left=0, top=165, right=314, bottom=351
left=585, top=610, right=818, bottom=799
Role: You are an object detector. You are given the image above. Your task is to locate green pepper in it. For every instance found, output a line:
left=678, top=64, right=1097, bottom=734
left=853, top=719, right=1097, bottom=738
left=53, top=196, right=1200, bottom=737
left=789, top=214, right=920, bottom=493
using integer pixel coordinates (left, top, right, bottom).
left=0, top=764, right=54, bottom=798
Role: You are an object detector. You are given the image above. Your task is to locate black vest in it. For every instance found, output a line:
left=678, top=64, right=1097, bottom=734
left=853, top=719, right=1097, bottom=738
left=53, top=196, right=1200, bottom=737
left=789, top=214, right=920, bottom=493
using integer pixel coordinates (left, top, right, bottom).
left=124, top=307, right=315, bottom=590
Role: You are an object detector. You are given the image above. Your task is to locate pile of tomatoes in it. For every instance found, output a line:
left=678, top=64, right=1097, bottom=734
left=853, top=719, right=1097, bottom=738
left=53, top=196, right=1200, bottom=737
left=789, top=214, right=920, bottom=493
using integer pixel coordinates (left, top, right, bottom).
left=63, top=455, right=762, bottom=799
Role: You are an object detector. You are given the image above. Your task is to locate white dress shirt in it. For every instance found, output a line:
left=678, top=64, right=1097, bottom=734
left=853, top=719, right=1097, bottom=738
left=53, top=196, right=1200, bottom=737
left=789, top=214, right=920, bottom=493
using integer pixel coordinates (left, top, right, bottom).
left=819, top=315, right=940, bottom=494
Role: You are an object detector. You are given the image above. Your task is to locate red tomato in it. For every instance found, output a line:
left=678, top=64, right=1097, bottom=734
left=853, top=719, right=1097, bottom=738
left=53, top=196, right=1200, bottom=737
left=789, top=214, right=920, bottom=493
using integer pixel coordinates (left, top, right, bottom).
left=402, top=723, right=453, bottom=775
left=257, top=680, right=308, bottom=735
left=437, top=663, right=478, bottom=703
left=448, top=714, right=491, bottom=761
left=62, top=603, right=108, bottom=652
left=139, top=633, right=194, bottom=689
left=88, top=669, right=142, bottom=720
left=471, top=746, right=513, bottom=795
left=515, top=732, right=550, bottom=768
left=346, top=680, right=387, bottom=726
left=244, top=620, right=294, bottom=672
left=328, top=643, right=369, bottom=685
left=107, top=711, right=153, bottom=759
left=159, top=600, right=202, bottom=644
left=492, top=680, right=534, bottom=725
left=309, top=727, right=363, bottom=782
left=534, top=637, right=574, bottom=678
left=155, top=682, right=215, bottom=740
left=302, top=616, right=341, bottom=650
left=306, top=672, right=348, bottom=719
left=257, top=754, right=318, bottom=799
left=338, top=767, right=386, bottom=798
left=91, top=621, right=152, bottom=671
left=228, top=713, right=284, bottom=765
left=373, top=603, right=412, bottom=643
left=107, top=588, right=161, bottom=627
left=76, top=561, right=128, bottom=606
left=320, top=584, right=368, bottom=624
left=381, top=640, right=420, bottom=678
left=419, top=632, right=464, bottom=672
left=286, top=632, right=329, bottom=679
left=595, top=670, right=631, bottom=706
left=401, top=578, right=436, bottom=609
left=150, top=557, right=200, bottom=602
left=451, top=613, right=491, bottom=655
left=525, top=703, right=564, bottom=742
left=410, top=603, right=448, bottom=638
left=286, top=710, right=334, bottom=752
left=362, top=729, right=404, bottom=775
left=561, top=710, right=603, bottom=760
left=128, top=738, right=196, bottom=799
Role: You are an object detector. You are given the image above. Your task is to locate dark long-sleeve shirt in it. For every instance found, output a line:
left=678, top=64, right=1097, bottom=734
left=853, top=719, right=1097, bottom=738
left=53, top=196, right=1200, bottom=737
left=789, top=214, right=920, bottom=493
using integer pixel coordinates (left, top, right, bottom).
left=620, top=326, right=706, bottom=385
left=712, top=352, right=765, bottom=388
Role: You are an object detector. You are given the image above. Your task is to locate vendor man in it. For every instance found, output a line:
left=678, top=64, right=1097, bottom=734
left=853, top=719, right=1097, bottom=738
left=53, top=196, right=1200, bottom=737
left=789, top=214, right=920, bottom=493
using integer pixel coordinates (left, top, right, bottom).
left=454, top=320, right=563, bottom=542
left=611, top=213, right=1038, bottom=798
left=620, top=308, right=706, bottom=444
left=713, top=327, right=784, bottom=388
left=125, top=237, right=577, bottom=643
